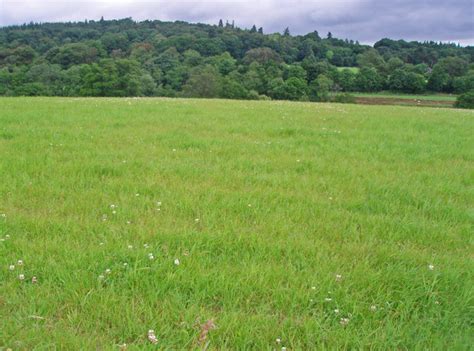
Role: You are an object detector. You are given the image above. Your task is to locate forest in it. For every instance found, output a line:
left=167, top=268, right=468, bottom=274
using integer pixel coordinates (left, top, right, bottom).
left=0, top=18, right=473, bottom=100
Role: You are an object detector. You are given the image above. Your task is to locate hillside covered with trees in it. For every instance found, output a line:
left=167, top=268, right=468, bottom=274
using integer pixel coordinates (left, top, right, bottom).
left=0, top=18, right=473, bottom=100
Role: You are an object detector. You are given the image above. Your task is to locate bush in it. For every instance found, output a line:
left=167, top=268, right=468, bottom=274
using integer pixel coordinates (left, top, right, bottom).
left=454, top=91, right=474, bottom=109
left=332, top=93, right=356, bottom=104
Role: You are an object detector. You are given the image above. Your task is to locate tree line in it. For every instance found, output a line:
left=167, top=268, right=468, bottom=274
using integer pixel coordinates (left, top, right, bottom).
left=0, top=18, right=473, bottom=100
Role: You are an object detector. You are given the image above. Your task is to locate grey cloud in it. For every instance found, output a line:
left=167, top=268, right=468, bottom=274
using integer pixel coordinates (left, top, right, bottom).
left=0, top=0, right=472, bottom=44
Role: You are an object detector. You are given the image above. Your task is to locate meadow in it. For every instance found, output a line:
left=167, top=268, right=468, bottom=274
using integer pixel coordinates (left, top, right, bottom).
left=353, top=92, right=457, bottom=102
left=0, top=97, right=473, bottom=350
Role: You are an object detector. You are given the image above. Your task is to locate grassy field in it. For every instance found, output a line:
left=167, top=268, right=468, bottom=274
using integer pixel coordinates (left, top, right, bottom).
left=336, top=67, right=360, bottom=73
left=0, top=97, right=473, bottom=350
left=354, top=92, right=457, bottom=101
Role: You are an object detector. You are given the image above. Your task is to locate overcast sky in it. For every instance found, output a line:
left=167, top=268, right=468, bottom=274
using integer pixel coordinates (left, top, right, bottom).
left=1, top=0, right=473, bottom=45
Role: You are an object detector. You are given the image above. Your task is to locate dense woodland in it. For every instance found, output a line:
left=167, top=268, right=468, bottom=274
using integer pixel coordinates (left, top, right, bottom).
left=0, top=18, right=473, bottom=100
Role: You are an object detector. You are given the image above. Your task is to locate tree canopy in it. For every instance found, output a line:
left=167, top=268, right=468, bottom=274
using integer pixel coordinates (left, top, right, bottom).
left=0, top=18, right=472, bottom=99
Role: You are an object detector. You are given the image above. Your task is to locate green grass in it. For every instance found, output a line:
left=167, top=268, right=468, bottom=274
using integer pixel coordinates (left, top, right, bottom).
left=354, top=92, right=457, bottom=101
left=0, top=97, right=473, bottom=349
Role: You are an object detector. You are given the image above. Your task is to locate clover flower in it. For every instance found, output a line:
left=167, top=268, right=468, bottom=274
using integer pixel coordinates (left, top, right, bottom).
left=340, top=317, right=350, bottom=326
left=147, top=329, right=158, bottom=344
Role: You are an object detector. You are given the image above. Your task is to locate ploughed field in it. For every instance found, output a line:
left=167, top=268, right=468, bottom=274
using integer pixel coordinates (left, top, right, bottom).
left=0, top=98, right=472, bottom=349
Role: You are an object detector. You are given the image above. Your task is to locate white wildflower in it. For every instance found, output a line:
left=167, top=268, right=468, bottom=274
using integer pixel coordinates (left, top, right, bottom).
left=9, top=265, right=15, bottom=271
left=174, top=258, right=180, bottom=266
left=370, top=305, right=377, bottom=312
left=147, top=329, right=158, bottom=344
left=428, top=264, right=434, bottom=270
left=340, top=317, right=350, bottom=326
left=18, top=274, right=25, bottom=281
left=105, top=269, right=111, bottom=274
left=335, top=274, right=342, bottom=281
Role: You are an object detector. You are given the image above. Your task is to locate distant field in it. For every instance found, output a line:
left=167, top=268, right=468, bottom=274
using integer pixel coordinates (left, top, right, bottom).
left=0, top=98, right=472, bottom=349
left=336, top=66, right=360, bottom=73
left=354, top=92, right=457, bottom=101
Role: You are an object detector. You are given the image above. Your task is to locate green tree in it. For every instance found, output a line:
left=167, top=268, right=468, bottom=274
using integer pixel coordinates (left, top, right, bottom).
left=182, top=65, right=221, bottom=98
left=309, top=74, right=333, bottom=101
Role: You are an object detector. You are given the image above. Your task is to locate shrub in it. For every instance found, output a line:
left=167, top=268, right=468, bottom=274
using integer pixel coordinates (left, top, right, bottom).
left=332, top=93, right=356, bottom=104
left=454, top=91, right=474, bottom=109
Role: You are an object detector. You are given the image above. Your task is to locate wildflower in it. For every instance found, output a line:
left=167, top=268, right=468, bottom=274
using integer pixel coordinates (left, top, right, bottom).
left=31, top=276, right=38, bottom=284
left=105, top=269, right=111, bottom=274
left=334, top=309, right=340, bottom=314
left=311, top=286, right=316, bottom=290
left=172, top=149, right=177, bottom=152
left=9, top=265, right=15, bottom=271
left=370, top=305, right=377, bottom=312
left=282, top=347, right=287, bottom=351
left=123, top=263, right=128, bottom=267
left=195, top=218, right=200, bottom=223
left=110, top=204, right=116, bottom=209
left=126, top=221, right=131, bottom=224
left=144, top=243, right=149, bottom=248
left=1, top=213, right=6, bottom=217
left=99, top=242, right=104, bottom=246
left=147, top=329, right=158, bottom=344
left=335, top=274, right=342, bottom=282
left=297, top=159, right=301, bottom=162
left=339, top=317, right=350, bottom=326
left=135, top=193, right=140, bottom=197
left=98, top=274, right=105, bottom=280
left=5, top=234, right=10, bottom=239
left=248, top=204, right=252, bottom=207
left=127, top=245, right=133, bottom=249
left=324, top=298, right=332, bottom=302
left=276, top=338, right=281, bottom=344
left=18, top=274, right=25, bottom=281
left=112, top=210, right=116, bottom=215
left=102, top=214, right=107, bottom=221
left=428, top=264, right=434, bottom=270
left=157, top=201, right=162, bottom=206
left=329, top=197, right=333, bottom=200
left=174, top=258, right=180, bottom=266
left=148, top=253, right=154, bottom=260
left=17, top=260, right=23, bottom=266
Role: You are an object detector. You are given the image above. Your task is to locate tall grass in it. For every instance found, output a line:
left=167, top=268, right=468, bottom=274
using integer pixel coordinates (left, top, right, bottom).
left=0, top=97, right=472, bottom=349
